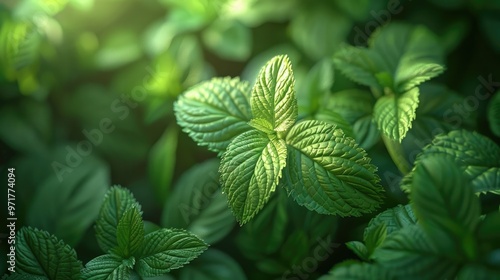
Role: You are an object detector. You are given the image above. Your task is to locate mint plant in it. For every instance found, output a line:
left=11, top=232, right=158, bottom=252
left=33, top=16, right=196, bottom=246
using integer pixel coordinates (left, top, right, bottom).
left=175, top=55, right=384, bottom=224
left=3, top=186, right=207, bottom=280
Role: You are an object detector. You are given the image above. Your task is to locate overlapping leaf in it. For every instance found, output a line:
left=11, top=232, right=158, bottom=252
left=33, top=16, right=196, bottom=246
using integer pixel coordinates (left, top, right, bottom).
left=219, top=130, right=287, bottom=224
left=16, top=227, right=81, bottom=279
left=81, top=254, right=131, bottom=280
left=136, top=229, right=208, bottom=277
left=282, top=120, right=383, bottom=216
left=251, top=55, right=297, bottom=132
left=174, top=77, right=253, bottom=153
left=402, top=130, right=500, bottom=194
left=114, top=207, right=144, bottom=258
left=373, top=87, right=419, bottom=142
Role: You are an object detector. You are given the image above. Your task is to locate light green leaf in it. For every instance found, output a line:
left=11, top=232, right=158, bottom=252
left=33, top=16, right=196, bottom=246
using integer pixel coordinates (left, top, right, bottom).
left=345, top=241, right=369, bottom=261
left=282, top=120, right=384, bottom=216
left=251, top=55, right=297, bottom=132
left=320, top=262, right=394, bottom=280
left=136, top=229, right=208, bottom=277
left=202, top=19, right=251, bottom=61
left=364, top=204, right=417, bottom=240
left=373, top=226, right=460, bottom=279
left=373, top=87, right=419, bottom=141
left=402, top=130, right=500, bottom=194
left=179, top=249, right=247, bottom=280
left=28, top=150, right=109, bottom=246
left=161, top=159, right=235, bottom=244
left=333, top=46, right=381, bottom=90
left=148, top=124, right=178, bottom=202
left=220, top=130, right=287, bottom=224
left=174, top=77, right=253, bottom=154
left=114, top=207, right=144, bottom=259
left=81, top=254, right=132, bottom=280
left=95, top=186, right=141, bottom=253
left=248, top=118, right=274, bottom=134
left=321, top=89, right=379, bottom=149
left=396, top=63, right=445, bottom=92
left=16, top=227, right=81, bottom=279
left=411, top=156, right=481, bottom=238
left=488, top=91, right=500, bottom=137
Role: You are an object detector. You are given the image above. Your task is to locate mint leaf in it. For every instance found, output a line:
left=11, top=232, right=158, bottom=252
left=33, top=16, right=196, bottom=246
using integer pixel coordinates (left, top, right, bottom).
left=373, top=226, right=460, bottom=279
left=321, top=89, right=379, bottom=149
left=95, top=186, right=141, bottom=253
left=81, top=254, right=132, bottom=280
left=369, top=23, right=444, bottom=92
left=148, top=124, right=178, bottom=202
left=16, top=227, right=81, bottom=279
left=174, top=77, right=253, bottom=154
left=402, top=130, right=500, bottom=194
left=282, top=120, right=384, bottom=216
left=114, top=206, right=144, bottom=259
left=365, top=204, right=417, bottom=240
left=488, top=91, right=500, bottom=137
left=411, top=156, right=480, bottom=239
left=202, top=19, right=251, bottom=61
left=248, top=118, right=274, bottom=134
left=220, top=130, right=287, bottom=224
left=251, top=54, right=297, bottom=132
left=297, top=58, right=334, bottom=114
left=333, top=46, right=381, bottom=90
left=136, top=229, right=208, bottom=277
left=161, top=159, right=235, bottom=244
left=373, top=87, right=419, bottom=141
left=364, top=223, right=387, bottom=256
left=345, top=241, right=369, bottom=261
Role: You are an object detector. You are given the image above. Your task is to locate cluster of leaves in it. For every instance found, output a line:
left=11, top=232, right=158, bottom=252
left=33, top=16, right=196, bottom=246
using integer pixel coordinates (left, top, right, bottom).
left=321, top=130, right=500, bottom=279
left=3, top=186, right=208, bottom=280
left=175, top=54, right=384, bottom=224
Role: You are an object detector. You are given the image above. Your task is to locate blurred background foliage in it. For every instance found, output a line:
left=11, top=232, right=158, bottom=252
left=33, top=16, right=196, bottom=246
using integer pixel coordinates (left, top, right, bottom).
left=1, top=0, right=499, bottom=279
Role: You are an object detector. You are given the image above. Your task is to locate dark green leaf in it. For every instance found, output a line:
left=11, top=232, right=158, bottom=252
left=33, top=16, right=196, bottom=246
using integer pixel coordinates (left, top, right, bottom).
left=488, top=91, right=500, bottom=137
left=114, top=207, right=144, bottom=258
left=179, top=249, right=247, bottom=280
left=81, top=254, right=132, bottom=280
left=345, top=241, right=369, bottom=260
left=136, top=229, right=208, bottom=277
left=95, top=186, right=141, bottom=253
left=16, top=227, right=81, bottom=279
left=320, top=262, right=395, bottom=280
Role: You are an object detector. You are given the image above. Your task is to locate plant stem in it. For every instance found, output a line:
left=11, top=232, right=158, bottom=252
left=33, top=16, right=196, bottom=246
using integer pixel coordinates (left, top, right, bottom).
left=382, top=135, right=411, bottom=175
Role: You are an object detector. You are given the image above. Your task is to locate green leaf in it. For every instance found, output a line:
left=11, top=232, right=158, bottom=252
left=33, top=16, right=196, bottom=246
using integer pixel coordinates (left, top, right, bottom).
left=136, top=229, right=208, bottom=277
left=364, top=204, right=417, bottom=239
left=321, top=89, right=379, bottom=149
left=174, top=77, right=253, bottom=154
left=369, top=23, right=445, bottom=92
left=114, top=207, right=144, bottom=259
left=161, top=159, right=235, bottom=244
left=1, top=274, right=47, bottom=280
left=81, top=254, right=132, bottom=280
left=95, top=186, right=141, bottom=253
left=402, top=130, right=500, bottom=194
left=248, top=118, right=274, bottom=134
left=28, top=150, right=109, bottom=246
left=373, top=226, right=460, bottom=279
left=333, top=46, right=381, bottom=90
left=16, top=227, right=81, bottom=279
left=345, top=241, right=369, bottom=261
left=364, top=223, right=387, bottom=256
left=488, top=91, right=500, bottom=137
left=179, top=249, right=247, bottom=280
left=320, top=262, right=395, bottom=280
left=477, top=211, right=500, bottom=244
left=314, top=109, right=355, bottom=141
left=220, top=130, right=287, bottom=224
left=373, top=87, right=419, bottom=141
left=297, top=58, right=334, bottom=114
left=148, top=124, right=178, bottom=202
left=282, top=120, right=384, bottom=216
left=411, top=156, right=481, bottom=238
left=457, top=264, right=500, bottom=280
left=251, top=54, right=297, bottom=132
left=202, top=19, right=251, bottom=61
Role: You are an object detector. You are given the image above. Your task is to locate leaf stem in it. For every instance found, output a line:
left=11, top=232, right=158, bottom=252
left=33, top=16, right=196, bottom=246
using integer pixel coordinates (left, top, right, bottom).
left=382, top=135, right=411, bottom=175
